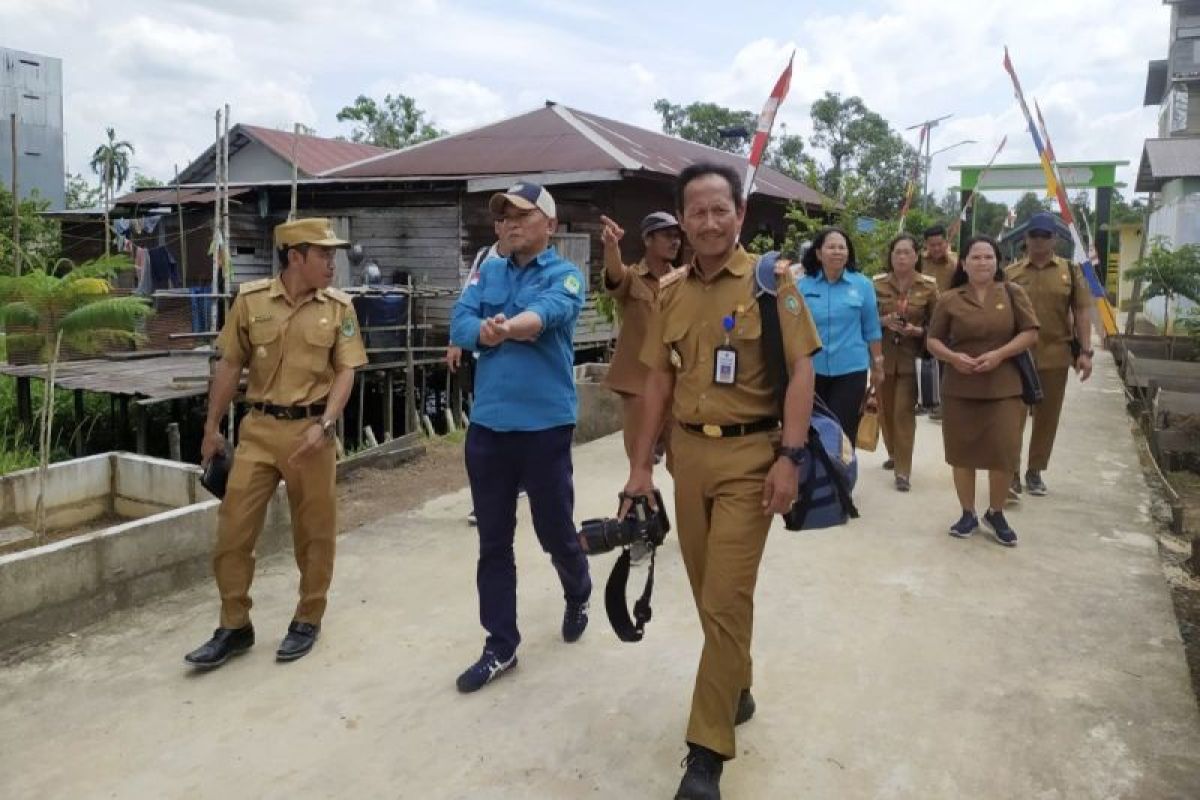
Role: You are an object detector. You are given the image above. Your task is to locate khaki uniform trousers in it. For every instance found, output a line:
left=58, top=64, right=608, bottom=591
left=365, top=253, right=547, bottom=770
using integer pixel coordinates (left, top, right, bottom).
left=879, top=373, right=918, bottom=476
left=669, top=425, right=776, bottom=759
left=214, top=412, right=337, bottom=629
left=1020, top=367, right=1070, bottom=472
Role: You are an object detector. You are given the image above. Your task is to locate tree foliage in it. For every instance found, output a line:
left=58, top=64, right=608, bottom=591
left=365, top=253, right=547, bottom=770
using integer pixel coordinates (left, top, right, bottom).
left=653, top=99, right=757, bottom=153
left=336, top=94, right=445, bottom=149
left=1125, top=238, right=1200, bottom=335
left=89, top=127, right=135, bottom=197
left=0, top=185, right=60, bottom=277
left=65, top=173, right=102, bottom=210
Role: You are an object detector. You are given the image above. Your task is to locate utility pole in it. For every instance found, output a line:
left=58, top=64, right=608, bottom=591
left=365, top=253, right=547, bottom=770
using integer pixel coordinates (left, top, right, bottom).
left=289, top=122, right=300, bottom=221
left=906, top=113, right=952, bottom=212
left=174, top=164, right=187, bottom=283
left=10, top=113, right=20, bottom=276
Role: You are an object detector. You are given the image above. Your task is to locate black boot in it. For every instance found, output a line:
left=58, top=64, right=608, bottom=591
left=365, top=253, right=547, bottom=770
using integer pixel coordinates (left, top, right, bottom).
left=675, top=743, right=723, bottom=800
left=276, top=621, right=319, bottom=662
left=735, top=689, right=756, bottom=726
left=184, top=625, right=254, bottom=668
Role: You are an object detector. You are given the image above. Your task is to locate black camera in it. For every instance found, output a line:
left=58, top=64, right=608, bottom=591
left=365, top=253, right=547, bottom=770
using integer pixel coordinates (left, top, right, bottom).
left=579, top=490, right=671, bottom=555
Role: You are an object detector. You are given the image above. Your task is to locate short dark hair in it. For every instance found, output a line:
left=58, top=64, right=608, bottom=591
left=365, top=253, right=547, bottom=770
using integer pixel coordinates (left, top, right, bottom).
left=675, top=162, right=744, bottom=214
left=800, top=226, right=858, bottom=276
left=950, top=235, right=1005, bottom=288
left=885, top=233, right=924, bottom=273
left=923, top=224, right=947, bottom=240
left=276, top=243, right=310, bottom=269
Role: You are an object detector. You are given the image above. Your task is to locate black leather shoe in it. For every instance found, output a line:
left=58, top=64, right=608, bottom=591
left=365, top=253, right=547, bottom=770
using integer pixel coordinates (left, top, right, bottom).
left=735, top=689, right=756, bottom=726
left=675, top=744, right=723, bottom=800
left=184, top=625, right=254, bottom=668
left=276, top=621, right=319, bottom=662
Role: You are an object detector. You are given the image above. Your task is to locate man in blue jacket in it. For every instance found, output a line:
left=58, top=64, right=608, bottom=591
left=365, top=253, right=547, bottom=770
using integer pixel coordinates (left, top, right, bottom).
left=449, top=181, right=592, bottom=693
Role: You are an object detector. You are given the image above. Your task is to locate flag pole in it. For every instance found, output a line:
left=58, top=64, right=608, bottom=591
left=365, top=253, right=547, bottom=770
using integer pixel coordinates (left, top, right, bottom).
left=743, top=51, right=794, bottom=203
left=1004, top=45, right=1116, bottom=334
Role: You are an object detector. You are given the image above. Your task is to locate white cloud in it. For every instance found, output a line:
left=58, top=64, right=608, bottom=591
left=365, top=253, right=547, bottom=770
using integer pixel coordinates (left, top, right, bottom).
left=0, top=0, right=1170, bottom=206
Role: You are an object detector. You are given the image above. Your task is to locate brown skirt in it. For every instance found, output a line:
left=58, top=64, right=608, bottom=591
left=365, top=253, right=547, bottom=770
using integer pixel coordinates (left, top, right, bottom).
left=941, top=394, right=1026, bottom=472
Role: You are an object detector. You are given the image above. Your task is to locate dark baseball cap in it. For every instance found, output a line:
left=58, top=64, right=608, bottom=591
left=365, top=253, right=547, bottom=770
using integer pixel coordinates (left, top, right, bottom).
left=1027, top=211, right=1058, bottom=234
left=640, top=211, right=680, bottom=236
left=488, top=181, right=556, bottom=219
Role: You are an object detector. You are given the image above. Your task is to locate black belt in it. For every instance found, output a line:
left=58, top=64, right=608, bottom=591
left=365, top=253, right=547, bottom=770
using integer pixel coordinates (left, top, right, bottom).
left=680, top=418, right=779, bottom=438
left=251, top=402, right=326, bottom=420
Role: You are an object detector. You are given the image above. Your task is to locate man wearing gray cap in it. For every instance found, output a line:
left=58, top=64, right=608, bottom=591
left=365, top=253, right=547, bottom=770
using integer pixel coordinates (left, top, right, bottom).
left=1005, top=210, right=1093, bottom=497
left=599, top=211, right=683, bottom=472
left=449, top=181, right=592, bottom=693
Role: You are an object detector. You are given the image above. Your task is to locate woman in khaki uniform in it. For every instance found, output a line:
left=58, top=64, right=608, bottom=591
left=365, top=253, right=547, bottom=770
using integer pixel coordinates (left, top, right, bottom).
left=600, top=211, right=683, bottom=469
left=927, top=235, right=1039, bottom=547
left=873, top=233, right=938, bottom=491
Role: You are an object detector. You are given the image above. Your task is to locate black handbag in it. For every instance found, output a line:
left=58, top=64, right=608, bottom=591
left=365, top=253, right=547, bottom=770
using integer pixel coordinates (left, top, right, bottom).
left=1004, top=283, right=1043, bottom=405
left=200, top=443, right=233, bottom=499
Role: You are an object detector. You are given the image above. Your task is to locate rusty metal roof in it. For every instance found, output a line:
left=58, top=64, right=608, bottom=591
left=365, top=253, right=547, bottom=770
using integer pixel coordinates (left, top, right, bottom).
left=328, top=103, right=831, bottom=206
left=112, top=185, right=253, bottom=208
left=1136, top=137, right=1200, bottom=192
left=174, top=124, right=392, bottom=184
left=241, top=125, right=391, bottom=176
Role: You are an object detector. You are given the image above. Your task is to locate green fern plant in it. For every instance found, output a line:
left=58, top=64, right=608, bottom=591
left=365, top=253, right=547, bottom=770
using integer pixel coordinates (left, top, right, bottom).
left=0, top=256, right=152, bottom=536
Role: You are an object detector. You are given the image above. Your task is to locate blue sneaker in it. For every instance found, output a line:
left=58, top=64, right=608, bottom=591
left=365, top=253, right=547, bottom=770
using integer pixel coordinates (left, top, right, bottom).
left=562, top=600, right=589, bottom=643
left=984, top=509, right=1018, bottom=547
left=949, top=511, right=979, bottom=538
left=455, top=649, right=517, bottom=693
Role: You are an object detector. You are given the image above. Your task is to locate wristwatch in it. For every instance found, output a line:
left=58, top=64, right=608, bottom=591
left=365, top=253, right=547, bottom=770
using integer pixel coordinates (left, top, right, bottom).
left=319, top=418, right=337, bottom=439
left=777, top=445, right=807, bottom=466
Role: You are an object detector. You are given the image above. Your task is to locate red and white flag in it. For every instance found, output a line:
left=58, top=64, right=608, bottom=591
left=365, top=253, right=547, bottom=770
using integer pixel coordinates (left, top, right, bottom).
left=743, top=51, right=795, bottom=201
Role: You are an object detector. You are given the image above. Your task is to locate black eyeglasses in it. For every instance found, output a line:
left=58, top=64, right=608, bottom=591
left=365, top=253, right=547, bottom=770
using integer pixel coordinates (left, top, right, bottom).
left=1028, top=231, right=1053, bottom=240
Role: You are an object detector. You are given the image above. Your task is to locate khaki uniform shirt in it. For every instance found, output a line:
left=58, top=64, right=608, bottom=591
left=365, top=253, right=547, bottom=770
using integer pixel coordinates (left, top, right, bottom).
left=872, top=271, right=938, bottom=376
left=923, top=251, right=958, bottom=293
left=928, top=282, right=1039, bottom=399
left=640, top=247, right=822, bottom=426
left=216, top=277, right=368, bottom=407
left=1004, top=255, right=1090, bottom=369
left=604, top=260, right=684, bottom=395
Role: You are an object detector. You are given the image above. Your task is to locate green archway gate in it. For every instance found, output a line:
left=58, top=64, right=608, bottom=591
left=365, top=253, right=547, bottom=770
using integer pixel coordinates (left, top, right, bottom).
left=949, top=160, right=1128, bottom=285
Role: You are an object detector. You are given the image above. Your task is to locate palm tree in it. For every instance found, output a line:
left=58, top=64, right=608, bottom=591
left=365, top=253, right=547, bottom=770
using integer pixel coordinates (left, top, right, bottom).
left=0, top=256, right=152, bottom=536
left=89, top=128, right=135, bottom=256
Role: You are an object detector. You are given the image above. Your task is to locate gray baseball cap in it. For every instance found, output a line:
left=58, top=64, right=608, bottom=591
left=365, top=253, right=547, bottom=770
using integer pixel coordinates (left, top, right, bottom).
left=640, top=211, right=680, bottom=237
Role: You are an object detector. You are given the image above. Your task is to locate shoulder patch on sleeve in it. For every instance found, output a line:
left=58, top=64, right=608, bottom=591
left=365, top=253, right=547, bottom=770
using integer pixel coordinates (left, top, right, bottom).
left=563, top=274, right=582, bottom=295
left=324, top=287, right=353, bottom=306
left=238, top=278, right=272, bottom=294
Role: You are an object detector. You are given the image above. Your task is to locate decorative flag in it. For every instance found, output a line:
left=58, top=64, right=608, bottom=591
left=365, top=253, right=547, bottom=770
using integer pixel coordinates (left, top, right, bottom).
left=1033, top=100, right=1075, bottom=226
left=743, top=51, right=794, bottom=201
left=1002, top=47, right=1058, bottom=200
left=947, top=135, right=1007, bottom=241
left=1004, top=47, right=1117, bottom=335
left=897, top=123, right=929, bottom=231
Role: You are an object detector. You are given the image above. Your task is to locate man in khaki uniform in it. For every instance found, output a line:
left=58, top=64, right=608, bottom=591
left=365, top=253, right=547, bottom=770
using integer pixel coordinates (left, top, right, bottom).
left=1004, top=211, right=1093, bottom=496
left=623, top=163, right=821, bottom=800
left=922, top=224, right=959, bottom=292
left=185, top=218, right=367, bottom=669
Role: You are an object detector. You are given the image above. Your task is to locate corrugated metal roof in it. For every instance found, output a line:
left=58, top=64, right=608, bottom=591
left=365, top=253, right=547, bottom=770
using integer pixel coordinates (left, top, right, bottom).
left=328, top=103, right=831, bottom=206
left=175, top=124, right=392, bottom=184
left=241, top=125, right=391, bottom=176
left=1136, top=137, right=1200, bottom=192
left=112, top=186, right=253, bottom=207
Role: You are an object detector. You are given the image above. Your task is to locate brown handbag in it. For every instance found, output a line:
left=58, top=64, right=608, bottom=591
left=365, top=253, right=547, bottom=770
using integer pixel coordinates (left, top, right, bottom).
left=856, top=390, right=881, bottom=451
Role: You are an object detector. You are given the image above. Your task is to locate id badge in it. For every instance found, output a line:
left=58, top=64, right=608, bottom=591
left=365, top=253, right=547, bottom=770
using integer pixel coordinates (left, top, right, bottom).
left=713, top=345, right=738, bottom=385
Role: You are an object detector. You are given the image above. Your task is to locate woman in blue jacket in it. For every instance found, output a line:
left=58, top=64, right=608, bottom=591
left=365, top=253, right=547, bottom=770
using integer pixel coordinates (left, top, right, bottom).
left=797, top=226, right=884, bottom=441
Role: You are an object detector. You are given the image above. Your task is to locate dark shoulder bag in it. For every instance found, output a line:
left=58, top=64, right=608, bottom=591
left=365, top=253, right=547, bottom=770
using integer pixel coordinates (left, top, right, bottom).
left=1004, top=282, right=1043, bottom=405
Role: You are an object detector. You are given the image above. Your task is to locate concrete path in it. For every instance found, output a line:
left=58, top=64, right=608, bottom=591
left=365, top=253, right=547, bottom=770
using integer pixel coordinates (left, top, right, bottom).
left=3, top=351, right=1200, bottom=800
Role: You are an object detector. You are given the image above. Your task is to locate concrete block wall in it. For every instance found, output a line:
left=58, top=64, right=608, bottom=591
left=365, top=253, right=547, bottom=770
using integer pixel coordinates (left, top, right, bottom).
left=574, top=363, right=623, bottom=445
left=0, top=453, right=113, bottom=529
left=0, top=454, right=292, bottom=652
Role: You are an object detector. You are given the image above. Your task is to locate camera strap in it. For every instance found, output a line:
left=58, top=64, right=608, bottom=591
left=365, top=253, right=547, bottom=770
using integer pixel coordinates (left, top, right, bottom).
left=604, top=545, right=656, bottom=643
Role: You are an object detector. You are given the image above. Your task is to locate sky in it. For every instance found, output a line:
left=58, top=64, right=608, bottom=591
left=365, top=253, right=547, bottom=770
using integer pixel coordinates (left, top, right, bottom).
left=0, top=0, right=1169, bottom=203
